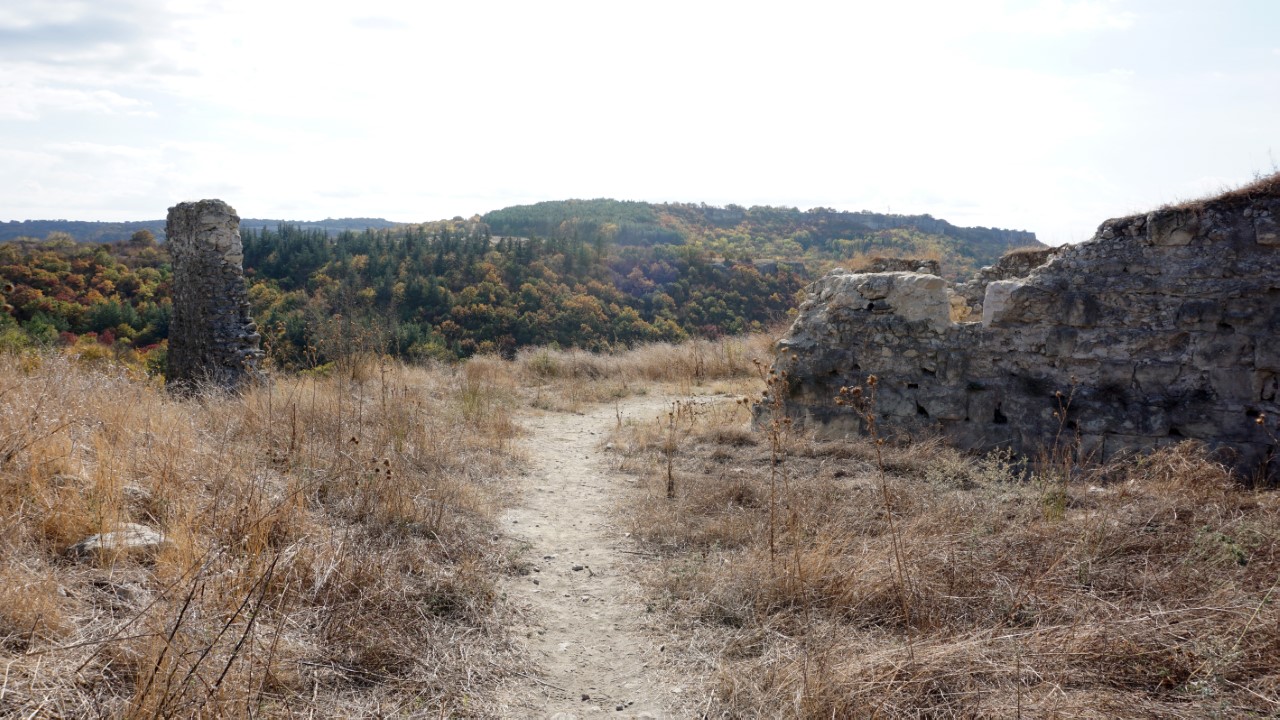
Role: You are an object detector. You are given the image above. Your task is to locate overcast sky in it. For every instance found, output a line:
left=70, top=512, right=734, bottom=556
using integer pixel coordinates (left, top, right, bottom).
left=2, top=0, right=1277, bottom=245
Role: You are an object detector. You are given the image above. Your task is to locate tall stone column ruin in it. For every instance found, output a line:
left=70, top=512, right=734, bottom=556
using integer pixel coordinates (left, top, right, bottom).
left=164, top=199, right=263, bottom=392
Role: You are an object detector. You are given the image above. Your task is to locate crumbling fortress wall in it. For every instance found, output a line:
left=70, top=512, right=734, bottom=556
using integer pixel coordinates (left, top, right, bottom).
left=165, top=199, right=263, bottom=392
left=953, top=247, right=1059, bottom=316
left=766, top=179, right=1280, bottom=477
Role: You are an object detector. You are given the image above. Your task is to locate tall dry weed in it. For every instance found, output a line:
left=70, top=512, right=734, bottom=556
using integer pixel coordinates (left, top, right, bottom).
left=0, top=352, right=522, bottom=717
left=612, top=385, right=1280, bottom=718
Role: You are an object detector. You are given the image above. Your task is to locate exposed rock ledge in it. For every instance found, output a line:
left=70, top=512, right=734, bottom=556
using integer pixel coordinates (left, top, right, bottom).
left=764, top=176, right=1280, bottom=479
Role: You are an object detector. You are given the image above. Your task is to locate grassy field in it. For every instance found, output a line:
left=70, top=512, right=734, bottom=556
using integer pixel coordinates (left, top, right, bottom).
left=0, top=353, right=522, bottom=717
left=606, top=363, right=1280, bottom=718
left=2, top=334, right=1277, bottom=718
left=0, top=336, right=774, bottom=718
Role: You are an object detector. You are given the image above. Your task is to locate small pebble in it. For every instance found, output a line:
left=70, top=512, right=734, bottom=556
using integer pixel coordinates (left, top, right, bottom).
left=617, top=705, right=625, bottom=711
left=572, top=564, right=584, bottom=571
left=581, top=694, right=590, bottom=701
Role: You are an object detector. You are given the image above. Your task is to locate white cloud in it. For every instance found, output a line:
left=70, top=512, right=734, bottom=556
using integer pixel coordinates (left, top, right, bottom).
left=0, top=1, right=90, bottom=29
left=0, top=0, right=1274, bottom=246
left=46, top=141, right=154, bottom=159
left=0, top=77, right=152, bottom=120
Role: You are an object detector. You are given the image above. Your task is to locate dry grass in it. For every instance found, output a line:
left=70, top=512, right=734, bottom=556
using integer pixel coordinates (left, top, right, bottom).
left=0, top=352, right=522, bottom=718
left=846, top=248, right=945, bottom=269
left=999, top=245, right=1058, bottom=259
left=512, top=334, right=778, bottom=411
left=11, top=330, right=1272, bottom=718
left=1163, top=170, right=1280, bottom=212
left=611, top=389, right=1280, bottom=718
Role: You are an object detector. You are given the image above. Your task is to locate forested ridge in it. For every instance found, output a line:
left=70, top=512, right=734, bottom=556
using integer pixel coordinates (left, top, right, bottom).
left=484, top=199, right=1040, bottom=277
left=0, top=220, right=802, bottom=367
left=0, top=199, right=1039, bottom=369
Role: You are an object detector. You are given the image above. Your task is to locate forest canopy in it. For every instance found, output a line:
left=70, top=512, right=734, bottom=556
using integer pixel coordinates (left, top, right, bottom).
left=0, top=199, right=1039, bottom=369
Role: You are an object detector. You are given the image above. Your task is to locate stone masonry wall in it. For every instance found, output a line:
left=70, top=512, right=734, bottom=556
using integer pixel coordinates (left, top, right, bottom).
left=856, top=257, right=943, bottom=276
left=767, top=181, right=1280, bottom=478
left=954, top=247, right=1060, bottom=314
left=165, top=200, right=263, bottom=392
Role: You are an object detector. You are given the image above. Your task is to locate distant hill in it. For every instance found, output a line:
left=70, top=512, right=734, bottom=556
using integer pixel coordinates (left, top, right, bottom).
left=6, top=199, right=1041, bottom=279
left=0, top=219, right=168, bottom=244
left=1, top=198, right=1040, bottom=363
left=0, top=217, right=403, bottom=244
left=236, top=218, right=403, bottom=236
left=484, top=199, right=1041, bottom=278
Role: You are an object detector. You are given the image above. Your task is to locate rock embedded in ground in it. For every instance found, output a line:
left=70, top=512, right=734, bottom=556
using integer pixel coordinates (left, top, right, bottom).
left=70, top=523, right=167, bottom=558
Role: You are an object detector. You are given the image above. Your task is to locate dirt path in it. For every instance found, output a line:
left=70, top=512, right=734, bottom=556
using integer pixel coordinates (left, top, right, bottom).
left=495, top=396, right=690, bottom=719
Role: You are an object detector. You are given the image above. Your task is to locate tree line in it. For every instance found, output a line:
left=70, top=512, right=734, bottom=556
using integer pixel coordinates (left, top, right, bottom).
left=0, top=221, right=806, bottom=369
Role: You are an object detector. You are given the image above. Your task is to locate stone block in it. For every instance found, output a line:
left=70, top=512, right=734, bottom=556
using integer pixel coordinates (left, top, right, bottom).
left=1257, top=340, right=1280, bottom=371
left=1102, top=433, right=1179, bottom=461
left=1256, top=371, right=1277, bottom=402
left=1045, top=327, right=1078, bottom=357
left=919, top=388, right=968, bottom=421
left=1147, top=209, right=1198, bottom=246
left=1209, top=368, right=1256, bottom=402
left=875, top=385, right=918, bottom=418
left=1255, top=203, right=1279, bottom=245
left=1192, top=332, right=1255, bottom=367
left=1062, top=292, right=1101, bottom=328
left=1133, top=362, right=1183, bottom=395
left=981, top=280, right=1022, bottom=326
left=1098, top=361, right=1136, bottom=389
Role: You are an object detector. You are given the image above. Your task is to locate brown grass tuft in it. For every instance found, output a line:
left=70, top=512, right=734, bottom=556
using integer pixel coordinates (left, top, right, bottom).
left=1162, top=170, right=1280, bottom=212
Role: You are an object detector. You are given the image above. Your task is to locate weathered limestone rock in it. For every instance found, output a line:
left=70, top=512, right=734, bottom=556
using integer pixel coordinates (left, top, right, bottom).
left=955, top=247, right=1060, bottom=317
left=69, top=523, right=167, bottom=558
left=980, top=280, right=1022, bottom=326
left=805, top=271, right=953, bottom=332
left=766, top=179, right=1280, bottom=479
left=165, top=200, right=263, bottom=392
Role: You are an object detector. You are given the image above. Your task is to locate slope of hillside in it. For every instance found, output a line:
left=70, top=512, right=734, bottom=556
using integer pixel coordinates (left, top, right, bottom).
left=484, top=199, right=1041, bottom=277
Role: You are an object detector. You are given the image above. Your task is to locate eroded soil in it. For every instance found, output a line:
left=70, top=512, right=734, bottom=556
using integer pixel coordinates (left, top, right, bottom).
left=494, top=396, right=694, bottom=719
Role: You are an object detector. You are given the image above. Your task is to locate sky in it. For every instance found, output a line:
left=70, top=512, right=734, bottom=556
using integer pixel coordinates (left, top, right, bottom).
left=1, top=0, right=1277, bottom=245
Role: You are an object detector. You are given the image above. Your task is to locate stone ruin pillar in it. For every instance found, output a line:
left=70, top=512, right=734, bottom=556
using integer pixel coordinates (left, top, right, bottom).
left=164, top=199, right=263, bottom=392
